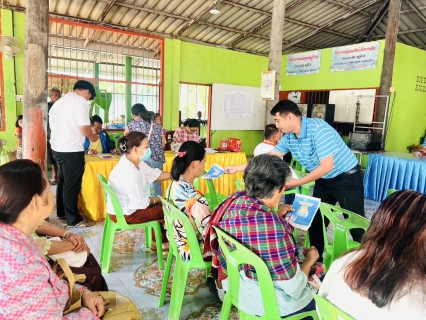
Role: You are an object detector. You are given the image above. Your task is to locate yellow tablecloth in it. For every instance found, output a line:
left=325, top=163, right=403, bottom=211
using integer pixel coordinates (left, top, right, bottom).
left=78, top=155, right=120, bottom=221
left=79, top=151, right=247, bottom=221
left=161, top=151, right=247, bottom=198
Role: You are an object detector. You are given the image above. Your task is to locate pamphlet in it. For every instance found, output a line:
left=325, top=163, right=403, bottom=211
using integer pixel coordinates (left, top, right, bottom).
left=290, top=168, right=299, bottom=180
left=97, top=154, right=114, bottom=159
left=202, top=164, right=225, bottom=179
left=205, top=148, right=218, bottom=154
left=286, top=194, right=321, bottom=231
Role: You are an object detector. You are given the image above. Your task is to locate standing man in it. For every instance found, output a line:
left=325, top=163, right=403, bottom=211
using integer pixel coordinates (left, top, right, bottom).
left=226, top=100, right=365, bottom=260
left=49, top=80, right=99, bottom=227
left=47, top=87, right=61, bottom=185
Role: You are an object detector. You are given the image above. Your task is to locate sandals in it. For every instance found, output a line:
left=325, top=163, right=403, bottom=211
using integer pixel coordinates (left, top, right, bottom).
left=68, top=220, right=94, bottom=228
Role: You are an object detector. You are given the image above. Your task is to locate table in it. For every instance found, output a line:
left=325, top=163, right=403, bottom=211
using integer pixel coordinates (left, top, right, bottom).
left=78, top=155, right=120, bottom=221
left=161, top=151, right=247, bottom=198
left=364, top=152, right=426, bottom=202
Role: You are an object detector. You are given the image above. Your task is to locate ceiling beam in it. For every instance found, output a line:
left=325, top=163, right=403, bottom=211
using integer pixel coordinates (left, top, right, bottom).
left=227, top=0, right=357, bottom=47
left=365, top=6, right=389, bottom=41
left=357, top=0, right=389, bottom=42
left=322, top=0, right=371, bottom=16
left=282, top=0, right=381, bottom=51
left=404, top=0, right=426, bottom=23
left=228, top=0, right=308, bottom=47
left=400, top=4, right=426, bottom=13
left=370, top=27, right=426, bottom=38
left=84, top=0, right=117, bottom=47
left=175, top=0, right=222, bottom=37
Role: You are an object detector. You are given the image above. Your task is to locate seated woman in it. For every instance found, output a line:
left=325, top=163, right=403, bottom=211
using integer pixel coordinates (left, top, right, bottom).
left=173, top=119, right=201, bottom=144
left=124, top=104, right=165, bottom=197
left=167, top=141, right=224, bottom=300
left=34, top=221, right=108, bottom=291
left=206, top=154, right=319, bottom=317
left=107, top=132, right=171, bottom=249
left=0, top=159, right=106, bottom=318
left=319, top=190, right=426, bottom=319
left=167, top=141, right=210, bottom=260
left=83, top=115, right=113, bottom=155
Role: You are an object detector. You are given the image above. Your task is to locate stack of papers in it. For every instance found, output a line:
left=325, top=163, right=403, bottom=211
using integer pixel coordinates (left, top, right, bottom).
left=97, top=154, right=114, bottom=159
left=286, top=194, right=321, bottom=231
left=205, top=148, right=218, bottom=154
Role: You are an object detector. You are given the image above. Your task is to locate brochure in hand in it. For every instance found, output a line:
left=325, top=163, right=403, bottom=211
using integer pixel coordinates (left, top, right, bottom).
left=202, top=164, right=225, bottom=179
left=286, top=194, right=321, bottom=231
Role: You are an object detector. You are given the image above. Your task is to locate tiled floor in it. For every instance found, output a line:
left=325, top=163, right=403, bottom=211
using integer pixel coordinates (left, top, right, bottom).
left=49, top=183, right=381, bottom=320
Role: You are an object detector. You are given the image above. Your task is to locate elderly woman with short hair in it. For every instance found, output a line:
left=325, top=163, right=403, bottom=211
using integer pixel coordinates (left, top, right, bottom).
left=206, top=154, right=319, bottom=317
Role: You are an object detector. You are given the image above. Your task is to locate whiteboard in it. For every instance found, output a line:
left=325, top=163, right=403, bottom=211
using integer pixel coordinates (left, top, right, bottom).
left=329, top=89, right=376, bottom=124
left=211, top=84, right=266, bottom=130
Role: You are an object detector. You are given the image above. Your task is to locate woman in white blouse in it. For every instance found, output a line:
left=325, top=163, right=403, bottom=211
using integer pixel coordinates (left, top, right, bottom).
left=319, top=190, right=426, bottom=319
left=107, top=131, right=171, bottom=248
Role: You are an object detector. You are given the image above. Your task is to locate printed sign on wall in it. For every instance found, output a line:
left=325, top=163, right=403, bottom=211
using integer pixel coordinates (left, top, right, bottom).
left=331, top=41, right=380, bottom=72
left=286, top=51, right=321, bottom=76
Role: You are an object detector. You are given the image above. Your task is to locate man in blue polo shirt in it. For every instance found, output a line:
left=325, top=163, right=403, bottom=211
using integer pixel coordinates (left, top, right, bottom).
left=226, top=100, right=365, bottom=260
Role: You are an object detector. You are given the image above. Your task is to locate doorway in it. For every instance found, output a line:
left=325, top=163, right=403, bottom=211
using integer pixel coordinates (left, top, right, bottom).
left=179, top=82, right=211, bottom=146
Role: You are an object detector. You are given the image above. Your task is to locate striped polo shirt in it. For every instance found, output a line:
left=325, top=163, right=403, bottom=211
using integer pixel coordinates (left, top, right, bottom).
left=274, top=117, right=357, bottom=179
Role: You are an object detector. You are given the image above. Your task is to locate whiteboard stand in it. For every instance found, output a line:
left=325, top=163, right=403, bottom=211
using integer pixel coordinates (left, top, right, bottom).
left=353, top=95, right=389, bottom=149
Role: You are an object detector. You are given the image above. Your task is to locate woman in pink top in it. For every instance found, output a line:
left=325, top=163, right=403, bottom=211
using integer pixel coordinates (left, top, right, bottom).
left=0, top=160, right=106, bottom=319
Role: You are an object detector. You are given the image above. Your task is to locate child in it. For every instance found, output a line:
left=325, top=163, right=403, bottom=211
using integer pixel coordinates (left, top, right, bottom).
left=15, top=115, right=23, bottom=159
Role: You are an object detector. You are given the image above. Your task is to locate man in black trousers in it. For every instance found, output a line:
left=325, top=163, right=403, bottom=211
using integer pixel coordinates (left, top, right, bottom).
left=49, top=80, right=99, bottom=227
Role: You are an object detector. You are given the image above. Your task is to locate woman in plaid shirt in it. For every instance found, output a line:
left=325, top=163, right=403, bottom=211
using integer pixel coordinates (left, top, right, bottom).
left=206, top=154, right=320, bottom=317
left=173, top=119, right=201, bottom=143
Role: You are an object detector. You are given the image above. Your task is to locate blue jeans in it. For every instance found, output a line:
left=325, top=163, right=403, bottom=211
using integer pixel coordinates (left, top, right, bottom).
left=144, top=157, right=164, bottom=197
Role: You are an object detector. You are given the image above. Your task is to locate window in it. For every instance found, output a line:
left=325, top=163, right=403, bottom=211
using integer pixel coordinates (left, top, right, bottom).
left=47, top=19, right=163, bottom=129
left=179, top=83, right=210, bottom=122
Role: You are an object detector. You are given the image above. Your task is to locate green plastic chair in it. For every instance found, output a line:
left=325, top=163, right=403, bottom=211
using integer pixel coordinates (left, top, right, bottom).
left=387, top=189, right=398, bottom=196
left=293, top=169, right=315, bottom=196
left=313, top=294, right=355, bottom=320
left=194, top=172, right=227, bottom=211
left=213, top=226, right=319, bottom=320
left=290, top=159, right=307, bottom=173
left=320, top=203, right=370, bottom=272
left=97, top=173, right=164, bottom=273
left=233, top=179, right=245, bottom=191
left=158, top=197, right=212, bottom=319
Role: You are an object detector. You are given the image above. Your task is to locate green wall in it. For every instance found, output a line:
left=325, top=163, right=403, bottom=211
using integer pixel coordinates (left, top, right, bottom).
left=386, top=42, right=426, bottom=152
left=0, top=9, right=25, bottom=150
left=280, top=40, right=385, bottom=91
left=0, top=10, right=25, bottom=149
left=2, top=16, right=423, bottom=156
left=164, top=39, right=267, bottom=155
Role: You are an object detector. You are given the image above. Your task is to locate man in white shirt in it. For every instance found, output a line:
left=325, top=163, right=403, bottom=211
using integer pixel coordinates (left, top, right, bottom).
left=253, top=124, right=281, bottom=156
left=49, top=80, right=99, bottom=227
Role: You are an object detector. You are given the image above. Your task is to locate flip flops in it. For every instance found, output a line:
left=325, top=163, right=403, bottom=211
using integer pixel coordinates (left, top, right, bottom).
left=68, top=220, right=94, bottom=228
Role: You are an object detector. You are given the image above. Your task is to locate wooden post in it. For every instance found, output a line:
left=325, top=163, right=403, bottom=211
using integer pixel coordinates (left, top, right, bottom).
left=377, top=0, right=401, bottom=140
left=265, top=0, right=286, bottom=124
left=23, top=0, right=49, bottom=170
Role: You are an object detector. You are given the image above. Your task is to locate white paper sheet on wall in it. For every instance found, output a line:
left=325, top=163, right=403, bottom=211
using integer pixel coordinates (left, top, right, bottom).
left=224, top=91, right=254, bottom=118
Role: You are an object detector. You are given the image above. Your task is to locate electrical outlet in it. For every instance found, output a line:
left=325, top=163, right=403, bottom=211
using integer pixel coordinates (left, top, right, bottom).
left=15, top=95, right=23, bottom=102
left=389, top=87, right=395, bottom=93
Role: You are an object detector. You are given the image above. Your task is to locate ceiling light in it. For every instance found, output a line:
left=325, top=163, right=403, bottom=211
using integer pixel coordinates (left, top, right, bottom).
left=210, top=7, right=220, bottom=14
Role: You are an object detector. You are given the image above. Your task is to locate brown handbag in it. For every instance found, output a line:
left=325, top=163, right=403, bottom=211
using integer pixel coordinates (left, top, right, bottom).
left=55, top=258, right=141, bottom=319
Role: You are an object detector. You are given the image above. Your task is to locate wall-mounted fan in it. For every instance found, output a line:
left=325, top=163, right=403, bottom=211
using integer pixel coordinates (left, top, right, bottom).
left=0, top=35, right=23, bottom=60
